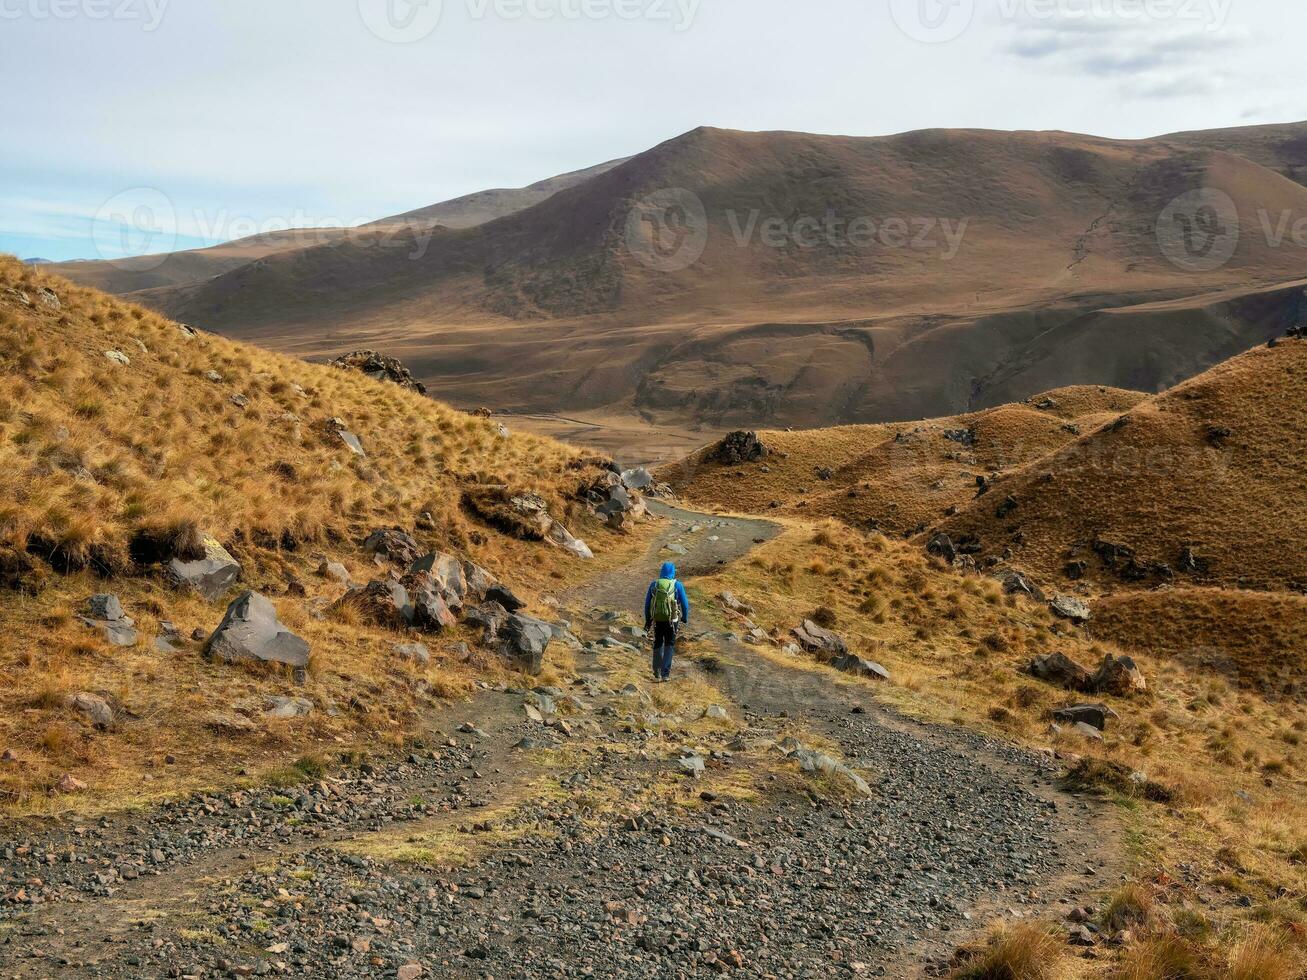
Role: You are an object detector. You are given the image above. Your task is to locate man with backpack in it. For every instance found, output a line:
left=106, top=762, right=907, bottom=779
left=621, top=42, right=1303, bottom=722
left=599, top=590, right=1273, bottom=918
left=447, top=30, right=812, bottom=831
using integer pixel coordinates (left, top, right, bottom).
left=644, top=561, right=690, bottom=683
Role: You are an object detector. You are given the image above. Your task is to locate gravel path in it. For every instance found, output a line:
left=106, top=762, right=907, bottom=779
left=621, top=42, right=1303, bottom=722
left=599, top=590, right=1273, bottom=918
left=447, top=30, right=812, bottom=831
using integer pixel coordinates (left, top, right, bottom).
left=0, top=507, right=1117, bottom=978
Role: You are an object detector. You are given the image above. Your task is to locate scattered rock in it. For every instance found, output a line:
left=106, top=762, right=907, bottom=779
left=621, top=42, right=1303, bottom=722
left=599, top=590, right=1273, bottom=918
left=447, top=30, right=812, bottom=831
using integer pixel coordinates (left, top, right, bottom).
left=831, top=655, right=891, bottom=682
left=714, top=431, right=768, bottom=465
left=364, top=527, right=423, bottom=566
left=1025, top=653, right=1093, bottom=692
left=719, top=591, right=755, bottom=616
left=620, top=467, right=654, bottom=491
left=394, top=642, right=432, bottom=666
left=68, top=692, right=114, bottom=730
left=1053, top=703, right=1118, bottom=731
left=408, top=551, right=468, bottom=608
left=324, top=417, right=366, bottom=457
left=547, top=521, right=594, bottom=560
left=204, top=712, right=257, bottom=735
left=318, top=560, right=352, bottom=585
left=790, top=620, right=848, bottom=658
left=80, top=594, right=137, bottom=647
left=1091, top=654, right=1147, bottom=697
left=1049, top=595, right=1091, bottom=624
left=328, top=350, right=428, bottom=394
left=167, top=535, right=242, bottom=602
left=55, top=773, right=86, bottom=794
left=999, top=571, right=1044, bottom=602
left=103, top=349, right=130, bottom=366
left=204, top=592, right=311, bottom=670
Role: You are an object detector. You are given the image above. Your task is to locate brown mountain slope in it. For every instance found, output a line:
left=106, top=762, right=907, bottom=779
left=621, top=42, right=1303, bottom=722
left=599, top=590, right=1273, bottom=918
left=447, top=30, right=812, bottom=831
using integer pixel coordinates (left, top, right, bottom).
left=937, top=337, right=1307, bottom=592
left=0, top=258, right=630, bottom=805
left=1161, top=120, right=1307, bottom=188
left=131, top=124, right=1307, bottom=430
left=47, top=158, right=628, bottom=298
left=661, top=385, right=1148, bottom=534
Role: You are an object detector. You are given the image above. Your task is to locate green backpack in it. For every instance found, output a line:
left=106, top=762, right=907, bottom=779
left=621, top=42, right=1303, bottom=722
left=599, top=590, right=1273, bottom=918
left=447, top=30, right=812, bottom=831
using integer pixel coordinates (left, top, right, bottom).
left=652, top=578, right=680, bottom=623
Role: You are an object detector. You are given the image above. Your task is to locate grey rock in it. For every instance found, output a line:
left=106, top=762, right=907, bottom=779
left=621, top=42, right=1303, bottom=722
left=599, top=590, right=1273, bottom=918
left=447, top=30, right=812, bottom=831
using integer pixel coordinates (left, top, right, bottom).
left=204, top=592, right=310, bottom=669
left=68, top=692, right=114, bottom=730
left=832, top=655, right=891, bottom=682
left=1050, top=595, right=1092, bottom=623
left=790, top=620, right=848, bottom=658
left=1052, top=703, right=1118, bottom=731
left=408, top=551, right=467, bottom=608
left=1025, top=652, right=1093, bottom=692
left=167, top=536, right=242, bottom=602
left=485, top=584, right=526, bottom=613
left=394, top=642, right=432, bottom=666
left=364, top=527, right=423, bottom=565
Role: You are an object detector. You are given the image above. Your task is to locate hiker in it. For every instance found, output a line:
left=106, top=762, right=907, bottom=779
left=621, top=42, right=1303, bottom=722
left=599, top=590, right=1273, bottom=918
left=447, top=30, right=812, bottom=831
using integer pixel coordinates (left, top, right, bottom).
left=644, top=561, right=690, bottom=683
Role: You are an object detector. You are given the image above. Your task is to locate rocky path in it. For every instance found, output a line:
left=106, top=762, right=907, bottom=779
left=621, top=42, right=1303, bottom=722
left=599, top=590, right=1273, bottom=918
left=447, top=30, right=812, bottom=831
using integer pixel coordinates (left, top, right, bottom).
left=0, top=507, right=1117, bottom=978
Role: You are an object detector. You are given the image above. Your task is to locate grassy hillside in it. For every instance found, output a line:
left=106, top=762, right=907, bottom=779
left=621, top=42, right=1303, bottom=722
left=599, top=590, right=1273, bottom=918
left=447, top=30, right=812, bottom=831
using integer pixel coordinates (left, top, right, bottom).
left=662, top=385, right=1148, bottom=535
left=0, top=257, right=634, bottom=809
left=939, top=338, right=1307, bottom=592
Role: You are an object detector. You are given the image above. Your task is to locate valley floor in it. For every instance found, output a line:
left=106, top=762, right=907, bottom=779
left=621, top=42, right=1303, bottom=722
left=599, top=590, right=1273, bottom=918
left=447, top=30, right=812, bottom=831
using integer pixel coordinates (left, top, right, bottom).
left=0, top=507, right=1119, bottom=978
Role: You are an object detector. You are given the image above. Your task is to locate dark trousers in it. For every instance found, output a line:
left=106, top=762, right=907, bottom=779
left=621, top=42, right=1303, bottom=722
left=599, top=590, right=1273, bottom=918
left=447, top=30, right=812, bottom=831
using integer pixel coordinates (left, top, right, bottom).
left=652, top=622, right=678, bottom=679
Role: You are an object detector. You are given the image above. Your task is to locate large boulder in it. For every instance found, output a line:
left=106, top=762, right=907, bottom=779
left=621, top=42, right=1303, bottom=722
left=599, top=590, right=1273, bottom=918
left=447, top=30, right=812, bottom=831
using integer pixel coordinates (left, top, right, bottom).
left=831, top=655, right=891, bottom=682
left=364, top=527, right=423, bottom=565
left=328, top=350, right=428, bottom=394
left=1091, top=654, right=1148, bottom=697
left=1049, top=595, right=1092, bottom=624
left=547, top=521, right=594, bottom=560
left=167, top=535, right=241, bottom=602
left=461, top=559, right=499, bottom=601
left=715, top=431, right=768, bottom=465
left=1052, top=703, right=1118, bottom=731
left=1025, top=652, right=1093, bottom=692
left=497, top=613, right=553, bottom=674
left=336, top=580, right=414, bottom=629
left=403, top=573, right=459, bottom=631
left=999, top=571, right=1045, bottom=602
left=620, top=467, right=654, bottom=491
left=408, top=552, right=467, bottom=609
left=204, top=591, right=310, bottom=670
left=79, top=594, right=137, bottom=647
left=68, top=692, right=114, bottom=730
left=790, top=620, right=848, bottom=659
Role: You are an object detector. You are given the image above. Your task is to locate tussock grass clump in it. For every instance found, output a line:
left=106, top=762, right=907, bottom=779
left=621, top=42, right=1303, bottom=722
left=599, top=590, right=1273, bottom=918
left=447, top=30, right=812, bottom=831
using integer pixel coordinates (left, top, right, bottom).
left=948, top=922, right=1066, bottom=980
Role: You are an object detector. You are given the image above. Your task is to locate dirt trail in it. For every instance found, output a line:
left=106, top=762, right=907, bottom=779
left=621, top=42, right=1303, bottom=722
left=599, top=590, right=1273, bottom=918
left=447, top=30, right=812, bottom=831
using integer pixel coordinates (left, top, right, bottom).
left=0, top=506, right=1119, bottom=978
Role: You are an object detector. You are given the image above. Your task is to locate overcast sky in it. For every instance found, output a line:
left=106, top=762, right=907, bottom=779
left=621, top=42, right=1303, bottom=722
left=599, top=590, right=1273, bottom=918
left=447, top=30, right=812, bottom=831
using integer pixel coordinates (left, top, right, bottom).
left=2, top=0, right=1303, bottom=262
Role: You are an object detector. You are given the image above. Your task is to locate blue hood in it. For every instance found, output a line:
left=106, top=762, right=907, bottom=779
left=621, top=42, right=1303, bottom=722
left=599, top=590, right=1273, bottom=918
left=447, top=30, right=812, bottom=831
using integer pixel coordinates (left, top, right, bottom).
left=660, top=561, right=677, bottom=579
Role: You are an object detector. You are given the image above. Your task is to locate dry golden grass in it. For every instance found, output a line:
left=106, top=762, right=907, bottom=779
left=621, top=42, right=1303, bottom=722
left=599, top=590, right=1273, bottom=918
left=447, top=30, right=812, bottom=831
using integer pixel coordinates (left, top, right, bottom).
left=941, top=340, right=1307, bottom=592
left=0, top=258, right=653, bottom=811
left=660, top=386, right=1146, bottom=536
left=948, top=922, right=1068, bottom=980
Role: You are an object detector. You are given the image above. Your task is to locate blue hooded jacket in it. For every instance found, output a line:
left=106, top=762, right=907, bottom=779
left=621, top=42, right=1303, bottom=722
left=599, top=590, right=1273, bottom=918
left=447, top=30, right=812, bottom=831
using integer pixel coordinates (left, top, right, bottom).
left=645, top=561, right=690, bottom=627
